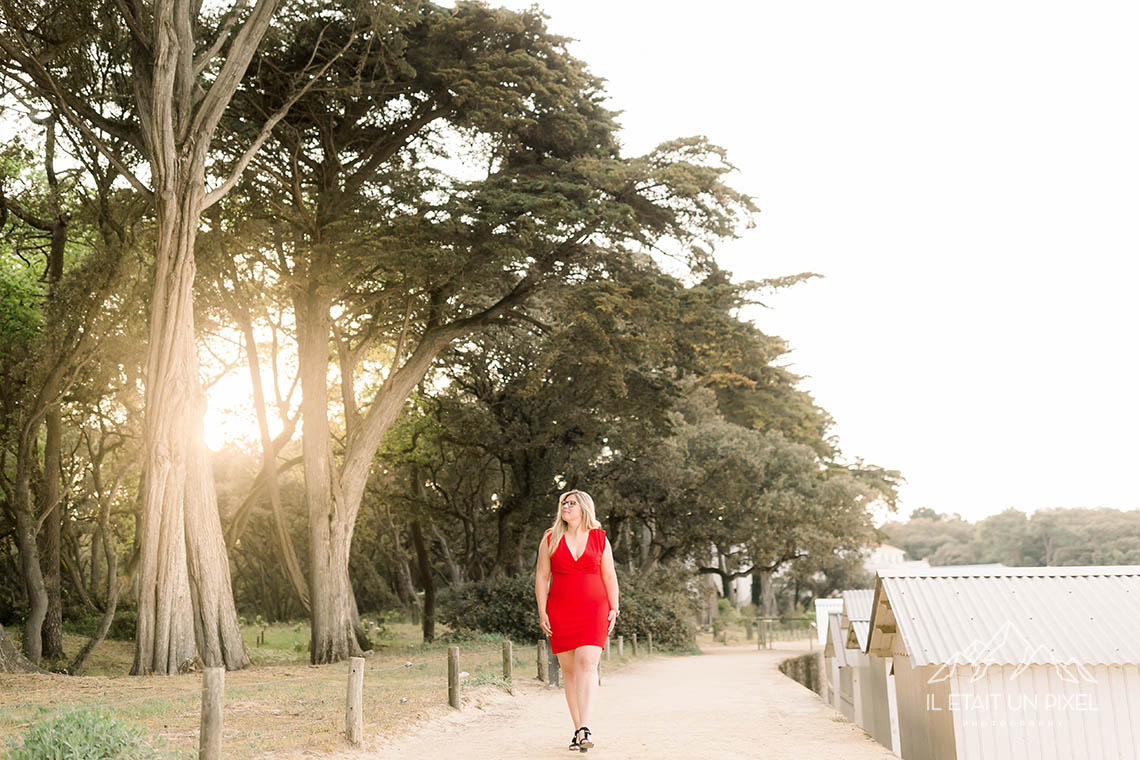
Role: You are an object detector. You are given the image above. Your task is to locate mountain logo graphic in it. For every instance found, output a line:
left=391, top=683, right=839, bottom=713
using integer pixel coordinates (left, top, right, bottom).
left=927, top=621, right=1098, bottom=685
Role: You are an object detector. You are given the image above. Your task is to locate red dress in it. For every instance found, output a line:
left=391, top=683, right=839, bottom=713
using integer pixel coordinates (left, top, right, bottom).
left=546, top=528, right=610, bottom=654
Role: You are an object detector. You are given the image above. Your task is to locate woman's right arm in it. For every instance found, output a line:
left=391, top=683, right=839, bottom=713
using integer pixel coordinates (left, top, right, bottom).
left=535, top=530, right=553, bottom=637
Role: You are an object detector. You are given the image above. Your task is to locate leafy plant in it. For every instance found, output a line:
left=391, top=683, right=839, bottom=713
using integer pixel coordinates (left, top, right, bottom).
left=438, top=564, right=698, bottom=651
left=5, top=708, right=162, bottom=759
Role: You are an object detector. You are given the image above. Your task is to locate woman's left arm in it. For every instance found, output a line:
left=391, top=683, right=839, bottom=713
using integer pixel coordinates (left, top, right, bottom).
left=601, top=536, right=620, bottom=635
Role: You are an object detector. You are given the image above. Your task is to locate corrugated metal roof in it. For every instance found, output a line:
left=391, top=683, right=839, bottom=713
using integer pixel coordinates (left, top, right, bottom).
left=814, top=598, right=844, bottom=646
left=871, top=565, right=1140, bottom=666
left=842, top=589, right=874, bottom=650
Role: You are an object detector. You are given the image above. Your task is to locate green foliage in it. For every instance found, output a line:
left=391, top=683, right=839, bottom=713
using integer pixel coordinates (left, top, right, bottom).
left=5, top=708, right=161, bottom=759
left=437, top=565, right=698, bottom=651
left=611, top=567, right=698, bottom=651
left=438, top=574, right=539, bottom=644
left=882, top=507, right=1140, bottom=568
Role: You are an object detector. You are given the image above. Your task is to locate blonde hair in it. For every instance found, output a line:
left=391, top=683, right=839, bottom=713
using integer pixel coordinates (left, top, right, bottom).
left=548, top=489, right=602, bottom=550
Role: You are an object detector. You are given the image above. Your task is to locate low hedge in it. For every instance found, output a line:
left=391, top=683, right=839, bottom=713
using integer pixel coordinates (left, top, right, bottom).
left=438, top=565, right=697, bottom=651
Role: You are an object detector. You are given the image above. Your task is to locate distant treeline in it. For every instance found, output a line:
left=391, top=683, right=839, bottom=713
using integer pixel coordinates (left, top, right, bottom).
left=882, top=507, right=1140, bottom=567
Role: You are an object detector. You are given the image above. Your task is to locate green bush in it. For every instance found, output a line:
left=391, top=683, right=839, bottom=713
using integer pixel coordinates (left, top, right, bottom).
left=107, top=606, right=137, bottom=641
left=438, top=564, right=698, bottom=651
left=5, top=708, right=161, bottom=759
left=438, top=573, right=539, bottom=644
left=612, top=566, right=698, bottom=651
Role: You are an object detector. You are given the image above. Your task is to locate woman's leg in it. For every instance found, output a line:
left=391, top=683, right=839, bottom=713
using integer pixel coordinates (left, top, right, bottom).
left=556, top=650, right=581, bottom=729
left=572, top=645, right=603, bottom=728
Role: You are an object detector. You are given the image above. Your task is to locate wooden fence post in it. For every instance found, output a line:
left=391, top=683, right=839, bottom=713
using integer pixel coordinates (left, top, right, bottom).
left=597, top=658, right=602, bottom=686
left=744, top=618, right=753, bottom=640
left=199, top=667, right=224, bottom=760
left=346, top=656, right=364, bottom=746
left=632, top=633, right=639, bottom=656
left=605, top=636, right=611, bottom=661
left=617, top=634, right=624, bottom=657
left=448, top=646, right=460, bottom=708
left=502, top=640, right=513, bottom=681
left=647, top=631, right=653, bottom=655
left=548, top=640, right=561, bottom=687
left=537, top=640, right=549, bottom=682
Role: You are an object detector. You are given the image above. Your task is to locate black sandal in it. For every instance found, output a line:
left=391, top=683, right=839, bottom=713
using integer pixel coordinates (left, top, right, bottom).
left=568, top=728, right=581, bottom=751
left=578, top=726, right=594, bottom=750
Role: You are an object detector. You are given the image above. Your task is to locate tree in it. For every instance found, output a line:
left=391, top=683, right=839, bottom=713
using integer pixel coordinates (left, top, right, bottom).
left=0, top=0, right=355, bottom=672
left=881, top=511, right=975, bottom=563
left=0, top=121, right=134, bottom=664
left=215, top=2, right=752, bottom=662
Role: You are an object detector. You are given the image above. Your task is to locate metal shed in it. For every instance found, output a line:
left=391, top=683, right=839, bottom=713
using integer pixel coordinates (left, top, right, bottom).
left=815, top=597, right=844, bottom=646
left=824, top=610, right=854, bottom=718
left=842, top=588, right=895, bottom=749
left=866, top=565, right=1140, bottom=760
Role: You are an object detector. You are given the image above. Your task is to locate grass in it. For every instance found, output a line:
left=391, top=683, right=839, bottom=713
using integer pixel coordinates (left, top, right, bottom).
left=0, top=620, right=646, bottom=759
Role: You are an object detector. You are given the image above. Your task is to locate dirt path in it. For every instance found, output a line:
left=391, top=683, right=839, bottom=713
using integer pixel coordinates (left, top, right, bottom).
left=350, top=640, right=896, bottom=759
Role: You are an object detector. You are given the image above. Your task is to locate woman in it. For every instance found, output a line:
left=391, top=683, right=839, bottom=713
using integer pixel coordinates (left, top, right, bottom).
left=535, top=489, right=619, bottom=752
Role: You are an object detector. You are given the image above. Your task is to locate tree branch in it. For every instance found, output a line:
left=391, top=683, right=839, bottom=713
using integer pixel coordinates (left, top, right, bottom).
left=202, top=24, right=356, bottom=209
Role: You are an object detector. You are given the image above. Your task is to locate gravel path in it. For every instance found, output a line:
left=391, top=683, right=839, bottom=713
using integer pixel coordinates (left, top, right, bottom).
left=353, top=640, right=897, bottom=759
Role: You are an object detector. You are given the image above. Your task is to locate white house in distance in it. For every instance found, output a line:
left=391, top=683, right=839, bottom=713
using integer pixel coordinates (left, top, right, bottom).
left=865, top=565, right=1140, bottom=760
left=864, top=542, right=930, bottom=575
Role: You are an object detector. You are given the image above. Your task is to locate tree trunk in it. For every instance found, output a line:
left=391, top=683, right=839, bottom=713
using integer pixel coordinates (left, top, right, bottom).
left=758, top=569, right=777, bottom=617
left=12, top=466, right=47, bottom=664
left=133, top=188, right=247, bottom=674
left=0, top=624, right=39, bottom=673
left=40, top=408, right=64, bottom=660
left=69, top=491, right=120, bottom=675
left=410, top=520, right=435, bottom=643
left=430, top=522, right=462, bottom=584
left=717, top=548, right=732, bottom=600
left=235, top=306, right=309, bottom=610
left=38, top=123, right=66, bottom=662
left=296, top=289, right=361, bottom=664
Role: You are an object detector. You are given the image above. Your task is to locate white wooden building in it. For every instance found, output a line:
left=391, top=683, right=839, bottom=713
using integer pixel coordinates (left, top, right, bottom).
left=865, top=565, right=1140, bottom=760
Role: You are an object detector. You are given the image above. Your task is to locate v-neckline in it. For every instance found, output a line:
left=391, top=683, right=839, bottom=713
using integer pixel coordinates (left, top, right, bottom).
left=562, top=529, right=591, bottom=562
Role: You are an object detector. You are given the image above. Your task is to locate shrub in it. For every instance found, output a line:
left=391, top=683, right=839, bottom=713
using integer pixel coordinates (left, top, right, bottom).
left=612, top=565, right=698, bottom=651
left=438, top=563, right=698, bottom=651
left=107, top=605, right=138, bottom=641
left=438, top=573, right=539, bottom=644
left=5, top=708, right=161, bottom=759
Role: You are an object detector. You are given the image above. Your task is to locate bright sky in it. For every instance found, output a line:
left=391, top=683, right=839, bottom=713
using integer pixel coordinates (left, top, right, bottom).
left=500, top=0, right=1140, bottom=521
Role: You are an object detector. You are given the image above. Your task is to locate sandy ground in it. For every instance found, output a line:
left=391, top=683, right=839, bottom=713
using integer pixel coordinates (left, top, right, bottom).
left=336, top=640, right=897, bottom=760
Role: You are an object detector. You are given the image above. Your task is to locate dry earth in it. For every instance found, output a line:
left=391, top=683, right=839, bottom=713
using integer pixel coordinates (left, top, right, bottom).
left=329, top=639, right=897, bottom=760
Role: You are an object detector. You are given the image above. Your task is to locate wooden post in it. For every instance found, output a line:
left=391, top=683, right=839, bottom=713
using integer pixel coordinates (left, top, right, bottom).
left=605, top=636, right=611, bottom=661
left=617, top=635, right=624, bottom=657
left=346, top=656, right=364, bottom=746
left=548, top=641, right=561, bottom=687
left=757, top=619, right=765, bottom=649
left=502, top=640, right=513, bottom=681
left=447, top=646, right=460, bottom=708
left=647, top=631, right=653, bottom=655
left=632, top=633, right=639, bottom=656
left=537, top=640, right=549, bottom=682
left=744, top=618, right=753, bottom=640
left=597, top=658, right=602, bottom=686
left=765, top=620, right=772, bottom=649
left=722, top=629, right=728, bottom=646
left=199, top=667, right=224, bottom=760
